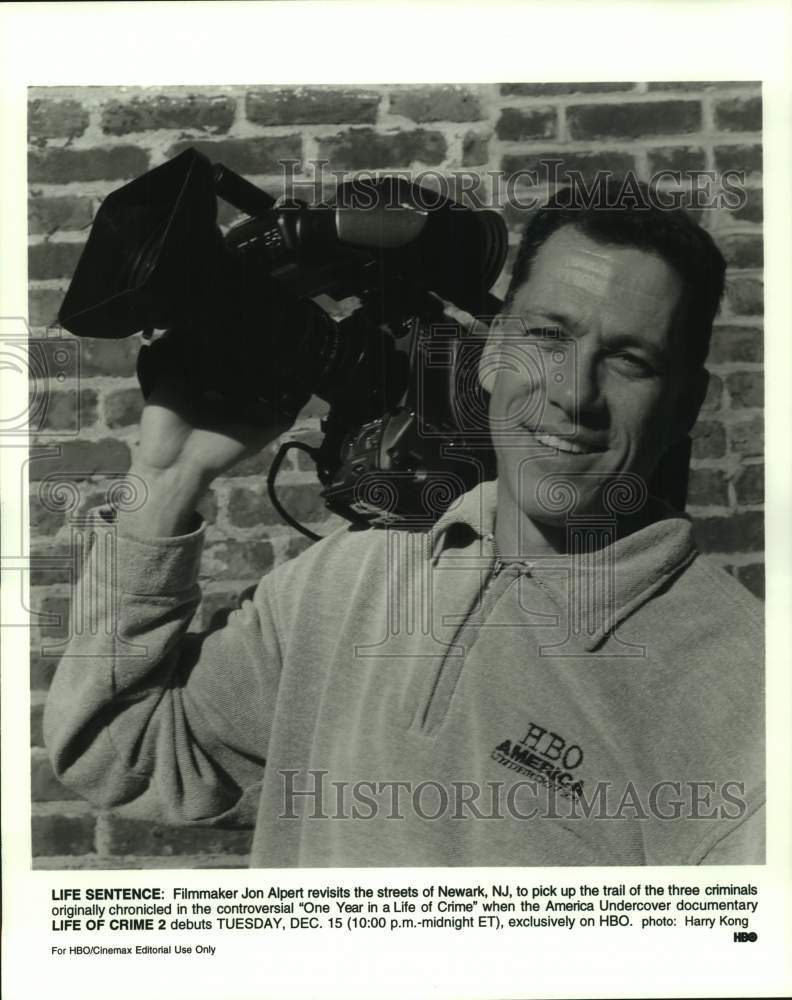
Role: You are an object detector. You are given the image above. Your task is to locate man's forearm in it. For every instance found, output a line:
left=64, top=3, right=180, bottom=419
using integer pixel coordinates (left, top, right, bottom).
left=118, top=463, right=208, bottom=537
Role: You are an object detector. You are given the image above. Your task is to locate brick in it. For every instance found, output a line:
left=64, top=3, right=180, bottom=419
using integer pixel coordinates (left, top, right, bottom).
left=692, top=510, right=763, bottom=553
left=29, top=439, right=131, bottom=481
left=726, top=370, right=763, bottom=409
left=736, top=562, right=764, bottom=600
left=566, top=101, right=701, bottom=140
left=686, top=467, right=729, bottom=506
left=101, top=95, right=235, bottom=136
left=74, top=337, right=141, bottom=376
left=28, top=241, right=85, bottom=281
left=203, top=539, right=274, bottom=580
left=496, top=107, right=556, bottom=141
left=714, top=144, right=762, bottom=177
left=716, top=234, right=763, bottom=270
left=29, top=289, right=65, bottom=328
left=103, top=816, right=252, bottom=856
left=389, top=86, right=482, bottom=122
left=28, top=196, right=94, bottom=236
left=708, top=325, right=763, bottom=364
left=501, top=150, right=636, bottom=185
left=317, top=128, right=446, bottom=170
left=690, top=419, right=726, bottom=459
left=462, top=131, right=489, bottom=167
left=714, top=96, right=762, bottom=133
left=729, top=416, right=763, bottom=458
left=501, top=83, right=635, bottom=96
left=103, top=387, right=143, bottom=428
left=228, top=483, right=327, bottom=528
left=246, top=87, right=380, bottom=125
left=32, top=595, right=70, bottom=639
left=225, top=441, right=280, bottom=477
left=32, top=814, right=96, bottom=856
left=34, top=388, right=98, bottom=432
left=30, top=542, right=74, bottom=587
left=647, top=146, right=707, bottom=173
left=31, top=703, right=45, bottom=747
left=28, top=98, right=89, bottom=142
left=32, top=754, right=82, bottom=801
left=167, top=137, right=302, bottom=176
left=29, top=492, right=66, bottom=535
left=727, top=187, right=762, bottom=223
left=734, top=464, right=763, bottom=505
left=700, top=373, right=723, bottom=412
left=725, top=276, right=763, bottom=317
left=28, top=146, right=149, bottom=184
left=647, top=81, right=753, bottom=92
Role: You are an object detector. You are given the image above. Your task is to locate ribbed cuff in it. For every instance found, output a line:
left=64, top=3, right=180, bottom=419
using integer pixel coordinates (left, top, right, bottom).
left=86, top=505, right=206, bottom=596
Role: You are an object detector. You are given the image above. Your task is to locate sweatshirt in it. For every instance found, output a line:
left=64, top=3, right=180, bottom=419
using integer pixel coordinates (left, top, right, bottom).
left=44, top=480, right=765, bottom=866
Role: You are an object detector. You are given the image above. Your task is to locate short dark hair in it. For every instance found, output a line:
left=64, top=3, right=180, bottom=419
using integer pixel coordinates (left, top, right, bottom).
left=505, top=179, right=727, bottom=370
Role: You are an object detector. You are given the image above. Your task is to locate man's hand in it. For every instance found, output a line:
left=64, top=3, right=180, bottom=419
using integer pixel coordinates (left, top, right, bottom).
left=119, top=380, right=293, bottom=537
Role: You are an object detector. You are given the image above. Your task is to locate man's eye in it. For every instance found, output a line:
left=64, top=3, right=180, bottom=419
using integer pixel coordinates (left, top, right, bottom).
left=610, top=353, right=657, bottom=377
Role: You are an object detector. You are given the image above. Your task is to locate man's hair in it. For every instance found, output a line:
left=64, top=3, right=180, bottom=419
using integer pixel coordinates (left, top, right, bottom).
left=505, top=179, right=727, bottom=370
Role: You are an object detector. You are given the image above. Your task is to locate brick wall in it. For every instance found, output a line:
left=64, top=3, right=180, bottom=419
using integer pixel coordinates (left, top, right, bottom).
left=27, top=82, right=764, bottom=868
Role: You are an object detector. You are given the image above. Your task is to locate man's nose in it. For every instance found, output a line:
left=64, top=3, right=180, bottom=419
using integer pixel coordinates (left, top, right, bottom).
left=544, top=339, right=603, bottom=423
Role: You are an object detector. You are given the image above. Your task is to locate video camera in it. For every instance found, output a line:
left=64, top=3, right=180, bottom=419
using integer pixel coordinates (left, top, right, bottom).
left=58, top=148, right=508, bottom=535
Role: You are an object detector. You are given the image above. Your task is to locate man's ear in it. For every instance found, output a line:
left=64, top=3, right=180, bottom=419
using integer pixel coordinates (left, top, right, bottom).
left=673, top=367, right=709, bottom=441
left=477, top=322, right=503, bottom=395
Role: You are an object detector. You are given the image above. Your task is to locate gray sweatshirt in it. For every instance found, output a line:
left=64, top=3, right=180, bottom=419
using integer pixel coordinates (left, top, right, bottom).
left=45, top=481, right=764, bottom=866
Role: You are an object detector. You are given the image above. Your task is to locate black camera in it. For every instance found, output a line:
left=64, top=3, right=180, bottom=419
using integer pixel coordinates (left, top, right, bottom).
left=58, top=148, right=508, bottom=534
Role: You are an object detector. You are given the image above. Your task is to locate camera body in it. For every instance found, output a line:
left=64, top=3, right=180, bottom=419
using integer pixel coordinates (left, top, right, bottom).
left=58, top=148, right=507, bottom=532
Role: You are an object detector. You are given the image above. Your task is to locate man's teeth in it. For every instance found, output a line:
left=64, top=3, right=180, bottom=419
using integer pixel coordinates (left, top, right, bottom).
left=536, top=433, right=592, bottom=455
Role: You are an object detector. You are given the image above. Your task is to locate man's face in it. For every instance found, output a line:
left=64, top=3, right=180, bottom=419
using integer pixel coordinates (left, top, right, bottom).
left=484, top=225, right=697, bottom=524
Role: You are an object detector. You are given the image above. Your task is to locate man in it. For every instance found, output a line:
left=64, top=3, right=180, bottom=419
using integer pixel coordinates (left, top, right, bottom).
left=44, top=183, right=764, bottom=866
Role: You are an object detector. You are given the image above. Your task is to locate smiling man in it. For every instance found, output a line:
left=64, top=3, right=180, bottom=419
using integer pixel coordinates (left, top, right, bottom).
left=45, top=180, right=764, bottom=868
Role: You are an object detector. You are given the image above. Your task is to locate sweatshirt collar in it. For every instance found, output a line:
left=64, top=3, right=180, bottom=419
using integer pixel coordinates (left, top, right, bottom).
left=431, top=479, right=697, bottom=652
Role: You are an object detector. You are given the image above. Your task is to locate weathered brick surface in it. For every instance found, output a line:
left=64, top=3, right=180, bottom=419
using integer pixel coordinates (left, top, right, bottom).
left=389, top=86, right=482, bottom=122
left=29, top=146, right=149, bottom=183
left=28, top=196, right=94, bottom=236
left=26, top=81, right=765, bottom=869
left=246, top=88, right=380, bottom=125
left=501, top=150, right=637, bottom=182
left=714, top=143, right=762, bottom=176
left=725, top=277, right=764, bottom=316
left=29, top=98, right=89, bottom=142
left=103, top=386, right=143, bottom=428
left=103, top=817, right=252, bottom=856
left=709, top=325, right=763, bottom=365
left=501, top=83, right=636, bottom=96
left=317, top=128, right=447, bottom=170
left=28, top=241, right=86, bottom=281
left=101, top=95, right=235, bottom=135
left=32, top=814, right=96, bottom=856
left=647, top=146, right=707, bottom=173
left=714, top=97, right=762, bottom=133
left=567, top=101, right=701, bottom=140
left=692, top=511, right=763, bottom=553
left=496, top=107, right=557, bottom=141
left=734, top=464, right=763, bottom=505
left=29, top=439, right=131, bottom=481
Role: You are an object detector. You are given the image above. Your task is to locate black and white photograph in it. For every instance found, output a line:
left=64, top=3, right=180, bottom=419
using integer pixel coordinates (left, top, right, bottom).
left=29, top=78, right=765, bottom=868
left=2, top=3, right=791, bottom=1000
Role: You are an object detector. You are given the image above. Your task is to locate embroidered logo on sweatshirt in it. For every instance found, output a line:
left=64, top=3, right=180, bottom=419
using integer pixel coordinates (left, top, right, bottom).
left=491, top=721, right=585, bottom=799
